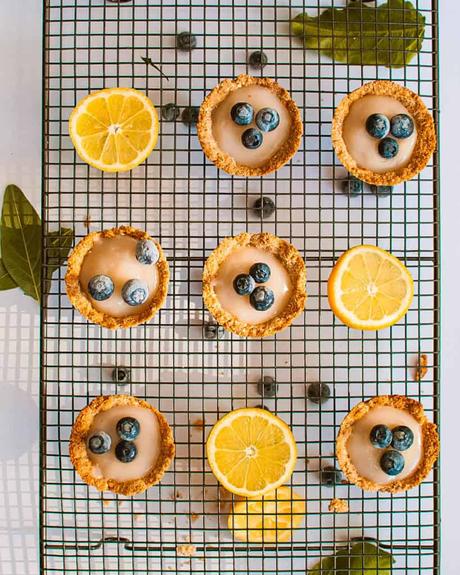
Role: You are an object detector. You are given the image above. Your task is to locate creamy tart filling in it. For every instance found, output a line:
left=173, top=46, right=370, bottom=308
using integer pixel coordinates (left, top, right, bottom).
left=79, top=235, right=159, bottom=318
left=87, top=405, right=161, bottom=482
left=212, top=246, right=292, bottom=325
left=347, top=406, right=422, bottom=485
left=211, top=85, right=291, bottom=168
left=342, top=95, right=417, bottom=174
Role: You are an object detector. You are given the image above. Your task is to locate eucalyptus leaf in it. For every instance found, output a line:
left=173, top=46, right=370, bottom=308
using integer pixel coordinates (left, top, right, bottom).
left=0, top=258, right=17, bottom=291
left=291, top=0, right=425, bottom=69
left=43, top=228, right=74, bottom=296
left=310, top=542, right=394, bottom=575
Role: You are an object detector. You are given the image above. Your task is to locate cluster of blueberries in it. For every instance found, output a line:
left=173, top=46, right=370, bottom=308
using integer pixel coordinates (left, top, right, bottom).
left=370, top=423, right=414, bottom=476
left=89, top=417, right=140, bottom=463
left=87, top=239, right=158, bottom=306
left=231, top=102, right=280, bottom=149
left=233, top=262, right=275, bottom=311
left=366, top=112, right=414, bottom=159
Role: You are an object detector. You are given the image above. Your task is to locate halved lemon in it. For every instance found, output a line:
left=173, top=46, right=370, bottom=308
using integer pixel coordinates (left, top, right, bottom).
left=69, top=87, right=159, bottom=172
left=228, top=486, right=305, bottom=543
left=328, top=245, right=414, bottom=331
left=206, top=408, right=297, bottom=498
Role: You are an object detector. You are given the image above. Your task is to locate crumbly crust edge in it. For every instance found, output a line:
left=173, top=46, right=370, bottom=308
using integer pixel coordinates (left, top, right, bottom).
left=336, top=395, right=439, bottom=494
left=65, top=225, right=170, bottom=329
left=331, top=80, right=436, bottom=186
left=197, top=74, right=303, bottom=177
left=69, top=394, right=175, bottom=496
left=202, top=232, right=307, bottom=338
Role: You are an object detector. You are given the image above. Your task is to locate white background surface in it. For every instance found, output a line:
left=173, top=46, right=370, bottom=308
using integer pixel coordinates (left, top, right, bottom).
left=0, top=0, right=458, bottom=573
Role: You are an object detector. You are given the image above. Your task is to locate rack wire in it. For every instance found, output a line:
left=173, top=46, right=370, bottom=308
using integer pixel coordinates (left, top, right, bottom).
left=41, top=0, right=440, bottom=573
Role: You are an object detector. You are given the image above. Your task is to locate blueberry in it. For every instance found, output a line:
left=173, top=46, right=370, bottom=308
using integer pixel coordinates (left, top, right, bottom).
left=380, top=450, right=405, bottom=476
left=117, top=417, right=140, bottom=441
left=177, top=31, right=197, bottom=51
left=370, top=424, right=393, bottom=449
left=112, top=366, right=130, bottom=384
left=255, top=108, right=280, bottom=132
left=230, top=102, right=254, bottom=126
left=88, top=274, right=114, bottom=301
left=253, top=196, right=275, bottom=218
left=250, top=286, right=274, bottom=311
left=249, top=262, right=271, bottom=284
left=342, top=176, right=363, bottom=197
left=121, top=279, right=149, bottom=306
left=161, top=103, right=180, bottom=122
left=370, top=185, right=393, bottom=197
left=390, top=114, right=414, bottom=139
left=242, top=128, right=263, bottom=149
left=257, top=376, right=278, bottom=398
left=320, top=466, right=343, bottom=486
left=115, top=440, right=137, bottom=463
left=365, top=113, right=390, bottom=139
left=88, top=431, right=111, bottom=454
left=181, top=106, right=200, bottom=126
left=203, top=321, right=225, bottom=340
left=233, top=273, right=255, bottom=296
left=249, top=50, right=268, bottom=69
left=307, top=382, right=331, bottom=405
left=378, top=137, right=399, bottom=159
left=136, top=239, right=159, bottom=265
left=391, top=426, right=414, bottom=451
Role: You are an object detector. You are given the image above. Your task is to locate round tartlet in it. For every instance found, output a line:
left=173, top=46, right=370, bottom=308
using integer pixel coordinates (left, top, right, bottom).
left=69, top=395, right=175, bottom=496
left=336, top=395, right=439, bottom=494
left=65, top=225, right=169, bottom=329
left=202, top=232, right=307, bottom=338
left=197, top=74, right=303, bottom=177
left=332, top=80, right=436, bottom=186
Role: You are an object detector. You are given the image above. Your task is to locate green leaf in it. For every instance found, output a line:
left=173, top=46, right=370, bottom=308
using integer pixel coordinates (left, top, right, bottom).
left=1, top=185, right=41, bottom=301
left=0, top=258, right=17, bottom=291
left=43, top=228, right=74, bottom=296
left=291, top=0, right=425, bottom=69
left=309, top=542, right=394, bottom=575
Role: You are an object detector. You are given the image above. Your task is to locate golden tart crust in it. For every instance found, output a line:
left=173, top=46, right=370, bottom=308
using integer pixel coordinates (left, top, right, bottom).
left=202, top=232, right=307, bottom=338
left=197, top=74, right=303, bottom=177
left=336, top=395, right=439, bottom=494
left=69, top=395, right=175, bottom=496
left=65, top=225, right=169, bottom=329
left=332, top=80, right=436, bottom=186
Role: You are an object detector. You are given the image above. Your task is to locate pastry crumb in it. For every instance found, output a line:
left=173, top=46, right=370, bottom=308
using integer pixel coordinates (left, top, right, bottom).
left=102, top=498, right=111, bottom=507
left=328, top=498, right=349, bottom=513
left=133, top=513, right=143, bottom=522
left=192, top=418, right=204, bottom=429
left=117, top=500, right=124, bottom=507
left=414, top=354, right=428, bottom=381
left=83, top=213, right=91, bottom=230
left=176, top=544, right=196, bottom=557
left=190, top=513, right=200, bottom=523
left=169, top=490, right=183, bottom=500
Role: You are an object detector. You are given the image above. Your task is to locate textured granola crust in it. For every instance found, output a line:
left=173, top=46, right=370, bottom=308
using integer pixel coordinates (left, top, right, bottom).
left=197, top=74, right=303, bottom=177
left=65, top=226, right=169, bottom=329
left=202, top=232, right=307, bottom=338
left=336, top=395, right=439, bottom=494
left=69, top=395, right=175, bottom=496
left=332, top=80, right=436, bottom=186
left=328, top=498, right=349, bottom=513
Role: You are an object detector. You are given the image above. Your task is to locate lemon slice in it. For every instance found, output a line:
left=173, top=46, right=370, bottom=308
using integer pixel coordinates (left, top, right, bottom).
left=328, top=245, right=413, bottom=331
left=206, top=408, right=297, bottom=498
left=69, top=87, right=159, bottom=172
left=229, top=486, right=305, bottom=543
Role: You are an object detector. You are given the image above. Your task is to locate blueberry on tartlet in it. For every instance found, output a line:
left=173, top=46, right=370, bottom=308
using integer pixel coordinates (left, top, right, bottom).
left=391, top=425, right=414, bottom=451
left=231, top=102, right=254, bottom=126
left=370, top=424, right=393, bottom=449
left=249, top=262, right=271, bottom=284
left=390, top=114, right=414, bottom=139
left=380, top=450, right=405, bottom=476
left=115, top=440, right=137, bottom=463
left=88, top=274, right=114, bottom=301
left=88, top=431, right=112, bottom=454
left=136, top=239, right=159, bottom=265
left=255, top=107, right=280, bottom=132
left=365, top=113, right=390, bottom=139
left=250, top=286, right=274, bottom=311
left=242, top=128, right=263, bottom=149
left=378, top=137, right=399, bottom=159
left=121, top=279, right=149, bottom=306
left=233, top=273, right=255, bottom=296
left=117, top=417, right=140, bottom=441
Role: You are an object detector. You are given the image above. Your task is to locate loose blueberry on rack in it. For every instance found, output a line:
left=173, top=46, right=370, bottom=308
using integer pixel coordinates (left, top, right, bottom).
left=390, top=114, right=414, bottom=139
left=257, top=375, right=278, bottom=398
left=176, top=31, right=197, bottom=51
left=181, top=106, right=200, bottom=126
left=121, top=279, right=149, bottom=306
left=249, top=50, right=268, bottom=69
left=320, top=466, right=343, bottom=486
left=307, top=382, right=331, bottom=405
left=253, top=196, right=275, bottom=218
left=242, top=128, right=263, bottom=149
left=378, top=137, right=399, bottom=159
left=341, top=175, right=363, bottom=197
left=380, top=450, right=405, bottom=476
left=233, top=273, right=256, bottom=296
left=88, top=431, right=112, bottom=454
left=370, top=424, right=393, bottom=449
left=112, top=366, right=130, bottom=384
left=365, top=113, right=390, bottom=139
left=203, top=318, right=225, bottom=340
left=230, top=102, right=254, bottom=126
left=161, top=103, right=180, bottom=122
left=250, top=286, right=274, bottom=311
left=88, top=274, right=114, bottom=301
left=136, top=239, right=159, bottom=265
left=117, top=417, right=140, bottom=441
left=255, top=107, right=280, bottom=132
left=370, top=184, right=393, bottom=198
left=391, top=425, right=414, bottom=451
left=249, top=262, right=271, bottom=284
left=115, top=440, right=137, bottom=463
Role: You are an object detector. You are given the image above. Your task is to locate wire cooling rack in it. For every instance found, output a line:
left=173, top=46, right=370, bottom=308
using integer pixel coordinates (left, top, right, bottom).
left=41, top=0, right=440, bottom=573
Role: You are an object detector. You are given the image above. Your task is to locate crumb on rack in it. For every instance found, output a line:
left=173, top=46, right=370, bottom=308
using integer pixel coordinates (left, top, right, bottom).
left=83, top=213, right=92, bottom=230
left=414, top=354, right=428, bottom=381
left=133, top=513, right=143, bottom=522
left=192, top=418, right=205, bottom=429
left=328, top=498, right=349, bottom=513
left=176, top=544, right=197, bottom=557
left=169, top=490, right=183, bottom=500
left=190, top=513, right=200, bottom=523
left=102, top=498, right=111, bottom=507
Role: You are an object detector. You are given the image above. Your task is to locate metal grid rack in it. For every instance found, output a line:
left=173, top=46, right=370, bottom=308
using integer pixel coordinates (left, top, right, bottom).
left=41, top=0, right=440, bottom=573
